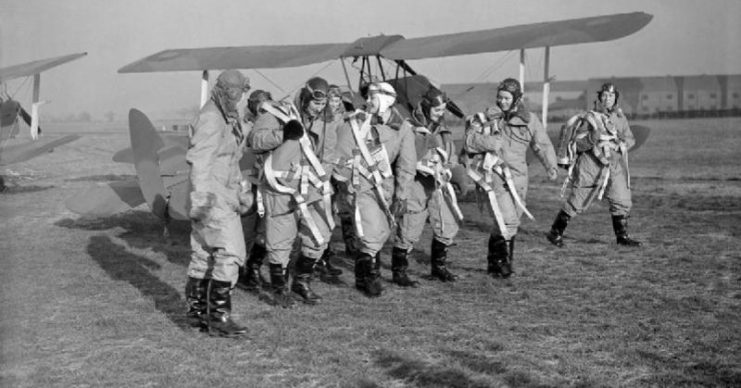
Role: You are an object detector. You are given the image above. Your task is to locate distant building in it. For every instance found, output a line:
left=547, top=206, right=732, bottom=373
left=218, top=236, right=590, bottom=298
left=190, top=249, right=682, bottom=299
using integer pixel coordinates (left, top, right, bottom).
left=443, top=73, right=741, bottom=121
left=637, top=76, right=678, bottom=115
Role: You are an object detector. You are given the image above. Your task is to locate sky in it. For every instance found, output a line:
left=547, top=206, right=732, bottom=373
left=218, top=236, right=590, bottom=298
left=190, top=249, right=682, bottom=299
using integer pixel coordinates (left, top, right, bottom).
left=2, top=0, right=740, bottom=120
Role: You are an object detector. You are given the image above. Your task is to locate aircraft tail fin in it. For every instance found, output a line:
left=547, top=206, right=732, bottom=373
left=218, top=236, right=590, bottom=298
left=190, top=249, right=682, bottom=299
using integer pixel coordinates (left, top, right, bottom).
left=128, top=108, right=170, bottom=220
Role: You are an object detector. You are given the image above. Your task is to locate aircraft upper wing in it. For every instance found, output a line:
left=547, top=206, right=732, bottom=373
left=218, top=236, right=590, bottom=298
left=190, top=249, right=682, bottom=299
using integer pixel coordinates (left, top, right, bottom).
left=118, top=43, right=350, bottom=73
left=118, top=13, right=651, bottom=73
left=0, top=53, right=87, bottom=83
left=379, top=12, right=653, bottom=60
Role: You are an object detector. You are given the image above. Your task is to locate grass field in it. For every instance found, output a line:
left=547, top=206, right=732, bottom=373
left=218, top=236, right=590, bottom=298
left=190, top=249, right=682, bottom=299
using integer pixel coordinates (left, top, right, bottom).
left=1, top=118, right=740, bottom=387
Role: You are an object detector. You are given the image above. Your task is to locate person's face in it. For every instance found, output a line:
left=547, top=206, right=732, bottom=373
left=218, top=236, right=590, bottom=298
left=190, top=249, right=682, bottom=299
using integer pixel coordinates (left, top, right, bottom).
left=226, top=85, right=248, bottom=103
left=600, top=91, right=616, bottom=109
left=329, top=95, right=342, bottom=112
left=366, top=93, right=380, bottom=115
left=496, top=90, right=514, bottom=112
left=428, top=103, right=446, bottom=123
left=306, top=99, right=327, bottom=117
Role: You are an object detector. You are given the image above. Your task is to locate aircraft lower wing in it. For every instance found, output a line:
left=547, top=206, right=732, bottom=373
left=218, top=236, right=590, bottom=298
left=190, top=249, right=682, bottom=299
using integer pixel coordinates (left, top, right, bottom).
left=0, top=135, right=80, bottom=166
left=65, top=180, right=146, bottom=216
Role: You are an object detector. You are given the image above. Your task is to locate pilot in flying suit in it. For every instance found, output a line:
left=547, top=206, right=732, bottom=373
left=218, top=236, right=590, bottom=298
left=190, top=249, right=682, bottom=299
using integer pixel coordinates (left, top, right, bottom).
left=249, top=77, right=338, bottom=306
left=546, top=83, right=641, bottom=248
left=334, top=82, right=416, bottom=297
left=393, top=87, right=463, bottom=284
left=185, top=70, right=252, bottom=338
left=464, top=78, right=558, bottom=278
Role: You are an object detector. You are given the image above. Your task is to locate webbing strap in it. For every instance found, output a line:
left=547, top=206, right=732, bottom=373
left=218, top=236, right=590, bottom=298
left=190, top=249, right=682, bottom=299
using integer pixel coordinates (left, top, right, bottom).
left=263, top=154, right=324, bottom=245
left=467, top=168, right=508, bottom=238
left=349, top=117, right=394, bottom=227
left=493, top=165, right=534, bottom=221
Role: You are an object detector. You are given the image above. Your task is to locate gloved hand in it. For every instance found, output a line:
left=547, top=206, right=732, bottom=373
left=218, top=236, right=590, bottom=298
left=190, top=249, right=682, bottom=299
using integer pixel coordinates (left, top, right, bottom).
left=390, top=198, right=408, bottom=218
left=547, top=167, right=559, bottom=181
left=282, top=120, right=304, bottom=141
left=189, top=191, right=216, bottom=221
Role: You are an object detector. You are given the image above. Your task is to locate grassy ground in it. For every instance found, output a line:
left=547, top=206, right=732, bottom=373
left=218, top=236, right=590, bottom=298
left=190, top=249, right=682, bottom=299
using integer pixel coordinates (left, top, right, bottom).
left=1, top=118, right=740, bottom=387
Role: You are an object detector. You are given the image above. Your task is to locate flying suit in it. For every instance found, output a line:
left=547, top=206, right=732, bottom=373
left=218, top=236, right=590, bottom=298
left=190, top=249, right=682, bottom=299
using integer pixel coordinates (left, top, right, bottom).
left=186, top=98, right=248, bottom=286
left=465, top=108, right=557, bottom=238
left=334, top=111, right=416, bottom=256
left=561, top=106, right=635, bottom=216
left=249, top=102, right=338, bottom=268
left=394, top=110, right=462, bottom=251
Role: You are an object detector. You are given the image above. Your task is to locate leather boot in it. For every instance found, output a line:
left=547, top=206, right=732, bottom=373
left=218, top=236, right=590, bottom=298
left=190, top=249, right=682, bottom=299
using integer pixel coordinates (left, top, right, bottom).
left=206, top=280, right=247, bottom=338
left=500, top=236, right=515, bottom=279
left=237, top=244, right=267, bottom=291
left=185, top=277, right=208, bottom=329
left=486, top=235, right=506, bottom=278
left=268, top=264, right=295, bottom=308
left=315, top=248, right=343, bottom=276
left=355, top=252, right=382, bottom=297
left=547, top=210, right=571, bottom=248
left=340, top=217, right=358, bottom=257
left=291, top=255, right=322, bottom=304
left=430, top=239, right=457, bottom=282
left=391, top=247, right=419, bottom=287
left=612, top=215, right=642, bottom=247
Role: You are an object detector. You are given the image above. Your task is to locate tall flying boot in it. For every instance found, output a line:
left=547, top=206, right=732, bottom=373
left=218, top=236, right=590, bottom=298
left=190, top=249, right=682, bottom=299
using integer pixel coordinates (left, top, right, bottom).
left=355, top=252, right=382, bottom=297
left=430, top=239, right=457, bottom=282
left=486, top=235, right=506, bottom=278
left=315, top=247, right=343, bottom=277
left=268, top=264, right=295, bottom=308
left=391, top=247, right=419, bottom=287
left=340, top=217, right=358, bottom=257
left=500, top=236, right=515, bottom=278
left=547, top=210, right=571, bottom=248
left=206, top=279, right=247, bottom=338
left=612, top=215, right=642, bottom=247
left=237, top=244, right=267, bottom=292
left=185, top=277, right=208, bottom=329
left=291, top=255, right=322, bottom=305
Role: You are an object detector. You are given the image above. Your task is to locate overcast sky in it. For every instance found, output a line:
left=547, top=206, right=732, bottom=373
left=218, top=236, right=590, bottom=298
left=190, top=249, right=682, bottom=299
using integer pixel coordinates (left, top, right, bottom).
left=2, top=0, right=740, bottom=119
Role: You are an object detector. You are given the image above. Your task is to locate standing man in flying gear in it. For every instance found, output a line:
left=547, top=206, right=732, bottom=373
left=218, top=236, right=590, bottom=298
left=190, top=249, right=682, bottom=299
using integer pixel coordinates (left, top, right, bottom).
left=327, top=84, right=361, bottom=259
left=464, top=78, right=558, bottom=278
left=546, top=83, right=642, bottom=248
left=249, top=77, right=338, bottom=306
left=185, top=69, right=252, bottom=338
left=311, top=84, right=347, bottom=280
left=334, top=82, right=417, bottom=297
left=237, top=90, right=273, bottom=293
left=393, top=87, right=465, bottom=284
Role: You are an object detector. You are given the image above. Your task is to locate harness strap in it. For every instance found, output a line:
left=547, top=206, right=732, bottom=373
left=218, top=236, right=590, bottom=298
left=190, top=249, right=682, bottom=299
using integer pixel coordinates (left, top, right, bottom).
left=349, top=116, right=395, bottom=228
left=263, top=154, right=325, bottom=245
left=467, top=168, right=509, bottom=238
left=493, top=165, right=534, bottom=221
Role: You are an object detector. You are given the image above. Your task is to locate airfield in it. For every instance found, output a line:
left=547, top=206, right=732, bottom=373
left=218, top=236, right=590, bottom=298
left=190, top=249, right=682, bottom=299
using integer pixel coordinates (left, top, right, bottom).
left=1, top=117, right=740, bottom=386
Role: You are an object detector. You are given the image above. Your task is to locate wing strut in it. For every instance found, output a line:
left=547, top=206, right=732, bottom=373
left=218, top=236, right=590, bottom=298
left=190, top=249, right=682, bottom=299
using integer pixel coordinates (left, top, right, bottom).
left=340, top=58, right=353, bottom=91
left=30, top=73, right=45, bottom=139
left=519, top=49, right=526, bottom=93
left=200, top=70, right=210, bottom=108
left=541, top=46, right=551, bottom=129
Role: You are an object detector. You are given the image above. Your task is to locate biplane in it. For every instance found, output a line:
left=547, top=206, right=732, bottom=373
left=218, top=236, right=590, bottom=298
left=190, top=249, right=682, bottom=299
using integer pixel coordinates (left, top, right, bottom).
left=66, top=12, right=652, bottom=222
left=1, top=53, right=87, bottom=190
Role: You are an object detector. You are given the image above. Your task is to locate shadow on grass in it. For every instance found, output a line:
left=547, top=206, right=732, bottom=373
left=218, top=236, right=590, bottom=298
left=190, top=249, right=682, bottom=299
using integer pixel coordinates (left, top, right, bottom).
left=87, top=234, right=191, bottom=331
left=56, top=212, right=191, bottom=266
left=372, top=348, right=493, bottom=388
left=0, top=184, right=54, bottom=194
left=65, top=173, right=135, bottom=182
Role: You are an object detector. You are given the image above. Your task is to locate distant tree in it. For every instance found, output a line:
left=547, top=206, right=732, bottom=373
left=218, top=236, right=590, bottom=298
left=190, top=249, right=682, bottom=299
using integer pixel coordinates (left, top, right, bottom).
left=104, top=111, right=115, bottom=122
